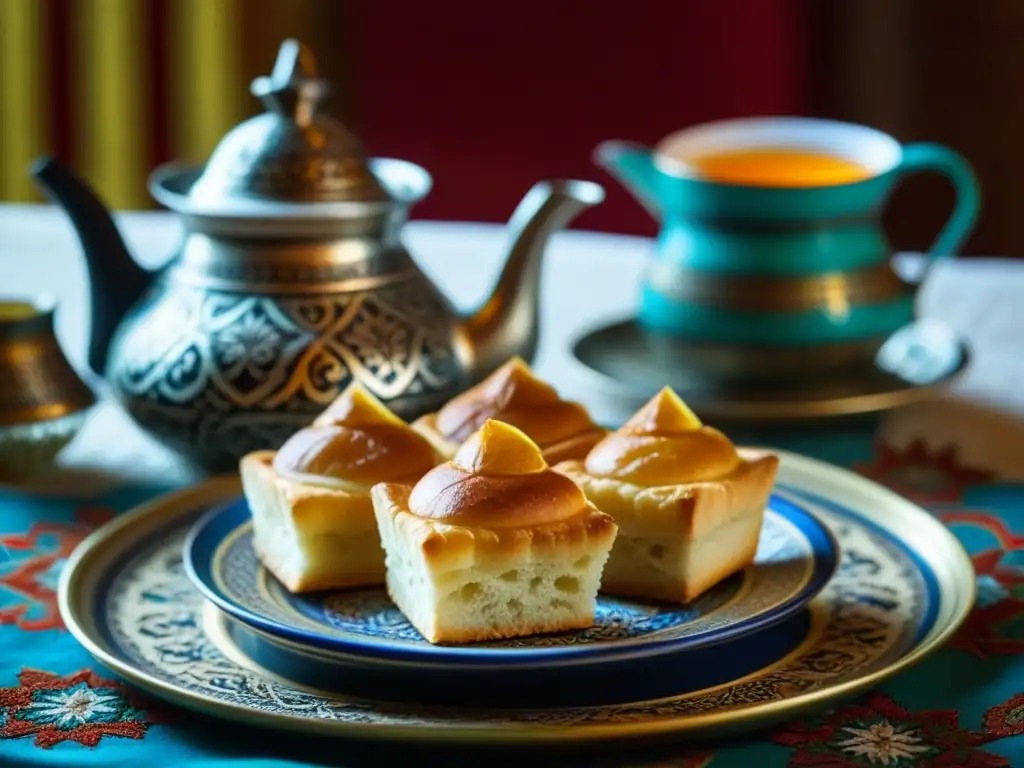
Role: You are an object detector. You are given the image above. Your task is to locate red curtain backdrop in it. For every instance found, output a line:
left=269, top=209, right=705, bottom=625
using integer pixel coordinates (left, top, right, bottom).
left=5, top=0, right=809, bottom=235
left=344, top=1, right=811, bottom=236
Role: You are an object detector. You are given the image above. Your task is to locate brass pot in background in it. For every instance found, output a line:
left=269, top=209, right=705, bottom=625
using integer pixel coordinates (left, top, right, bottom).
left=0, top=299, right=95, bottom=481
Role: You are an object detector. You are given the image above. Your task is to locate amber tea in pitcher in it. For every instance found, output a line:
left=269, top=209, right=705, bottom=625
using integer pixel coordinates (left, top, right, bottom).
left=681, top=147, right=875, bottom=188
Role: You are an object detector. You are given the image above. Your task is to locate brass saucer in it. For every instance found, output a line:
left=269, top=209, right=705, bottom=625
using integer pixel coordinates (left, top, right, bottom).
left=571, top=318, right=969, bottom=424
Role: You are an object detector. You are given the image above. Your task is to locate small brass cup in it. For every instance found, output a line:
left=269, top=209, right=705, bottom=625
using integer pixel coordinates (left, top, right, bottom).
left=0, top=298, right=96, bottom=480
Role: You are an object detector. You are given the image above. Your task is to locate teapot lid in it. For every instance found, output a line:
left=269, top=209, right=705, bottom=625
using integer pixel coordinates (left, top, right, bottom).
left=186, top=39, right=390, bottom=207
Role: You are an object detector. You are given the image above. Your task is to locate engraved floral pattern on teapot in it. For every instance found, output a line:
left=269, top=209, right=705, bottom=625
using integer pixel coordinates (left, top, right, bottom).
left=109, top=276, right=463, bottom=468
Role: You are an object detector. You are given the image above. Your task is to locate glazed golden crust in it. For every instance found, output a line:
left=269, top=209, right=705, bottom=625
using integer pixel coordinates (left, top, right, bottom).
left=583, top=427, right=740, bottom=486
left=240, top=386, right=443, bottom=595
left=553, top=385, right=778, bottom=605
left=240, top=451, right=384, bottom=592
left=616, top=384, right=704, bottom=434
left=409, top=467, right=593, bottom=529
left=407, top=419, right=593, bottom=529
left=414, top=358, right=606, bottom=463
left=273, top=423, right=439, bottom=486
left=372, top=482, right=617, bottom=574
left=557, top=450, right=778, bottom=603
left=371, top=418, right=618, bottom=644
left=244, top=451, right=374, bottom=531
left=272, top=383, right=440, bottom=487
left=582, top=387, right=740, bottom=486
left=556, top=451, right=779, bottom=540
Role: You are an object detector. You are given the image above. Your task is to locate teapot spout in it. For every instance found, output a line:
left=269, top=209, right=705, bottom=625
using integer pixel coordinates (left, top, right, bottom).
left=31, top=156, right=155, bottom=377
left=464, top=179, right=604, bottom=382
left=593, top=140, right=663, bottom=218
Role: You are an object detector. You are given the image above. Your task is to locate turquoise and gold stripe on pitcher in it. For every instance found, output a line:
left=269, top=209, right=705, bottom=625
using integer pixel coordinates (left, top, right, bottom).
left=638, top=288, right=917, bottom=346
left=639, top=218, right=917, bottom=345
left=597, top=122, right=978, bottom=348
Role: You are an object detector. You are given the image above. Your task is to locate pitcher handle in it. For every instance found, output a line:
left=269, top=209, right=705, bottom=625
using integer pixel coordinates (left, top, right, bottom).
left=897, top=143, right=980, bottom=258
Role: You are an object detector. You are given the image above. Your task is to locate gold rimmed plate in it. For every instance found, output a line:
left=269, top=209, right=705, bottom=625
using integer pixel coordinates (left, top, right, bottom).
left=58, top=450, right=973, bottom=744
left=178, top=490, right=836, bottom=707
left=182, top=494, right=836, bottom=672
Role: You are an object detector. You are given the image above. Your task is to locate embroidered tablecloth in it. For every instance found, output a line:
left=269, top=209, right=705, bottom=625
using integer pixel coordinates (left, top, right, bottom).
left=2, top=421, right=1021, bottom=767
left=1, top=207, right=1023, bottom=766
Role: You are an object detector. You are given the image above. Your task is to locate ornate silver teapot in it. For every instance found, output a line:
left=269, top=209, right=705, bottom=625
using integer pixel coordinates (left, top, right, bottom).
left=32, top=40, right=604, bottom=471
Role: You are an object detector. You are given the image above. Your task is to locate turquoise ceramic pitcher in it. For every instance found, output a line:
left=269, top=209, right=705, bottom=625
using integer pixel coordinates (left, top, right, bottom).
left=596, top=117, right=979, bottom=353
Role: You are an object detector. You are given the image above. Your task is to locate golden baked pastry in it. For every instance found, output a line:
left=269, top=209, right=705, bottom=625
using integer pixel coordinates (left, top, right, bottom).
left=371, top=418, right=618, bottom=644
left=555, top=387, right=778, bottom=604
left=411, top=357, right=606, bottom=464
left=239, top=383, right=441, bottom=593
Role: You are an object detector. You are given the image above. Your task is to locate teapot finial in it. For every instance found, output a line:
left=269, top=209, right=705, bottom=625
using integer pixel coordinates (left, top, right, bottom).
left=187, top=37, right=387, bottom=204
left=250, top=39, right=328, bottom=127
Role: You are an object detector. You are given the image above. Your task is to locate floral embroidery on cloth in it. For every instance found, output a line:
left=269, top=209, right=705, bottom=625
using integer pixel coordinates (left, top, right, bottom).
left=942, top=512, right=1024, bottom=553
left=855, top=440, right=992, bottom=504
left=0, top=669, right=157, bottom=748
left=940, top=522, right=1024, bottom=659
left=770, top=691, right=1006, bottom=766
left=0, top=507, right=113, bottom=632
left=983, top=694, right=1024, bottom=740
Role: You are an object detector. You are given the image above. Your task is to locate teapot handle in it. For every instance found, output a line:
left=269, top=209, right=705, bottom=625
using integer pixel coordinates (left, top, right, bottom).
left=896, top=143, right=980, bottom=259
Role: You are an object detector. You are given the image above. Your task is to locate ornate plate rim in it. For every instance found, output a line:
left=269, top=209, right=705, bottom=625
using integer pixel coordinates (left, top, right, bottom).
left=57, top=450, right=976, bottom=744
left=181, top=493, right=838, bottom=668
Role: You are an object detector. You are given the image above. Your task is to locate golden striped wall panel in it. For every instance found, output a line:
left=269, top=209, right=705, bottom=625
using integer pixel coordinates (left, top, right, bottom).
left=0, top=0, right=48, bottom=203
left=0, top=0, right=346, bottom=209
left=75, top=0, right=149, bottom=210
left=170, top=0, right=245, bottom=166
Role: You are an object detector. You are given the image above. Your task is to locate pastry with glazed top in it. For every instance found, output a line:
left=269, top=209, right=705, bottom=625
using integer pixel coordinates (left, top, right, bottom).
left=371, top=418, right=618, bottom=644
left=239, top=383, right=442, bottom=593
left=555, top=387, right=778, bottom=604
left=411, top=357, right=606, bottom=465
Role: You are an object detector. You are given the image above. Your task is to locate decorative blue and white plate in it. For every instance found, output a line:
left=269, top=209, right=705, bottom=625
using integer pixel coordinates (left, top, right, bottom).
left=58, top=451, right=974, bottom=744
left=182, top=493, right=837, bottom=669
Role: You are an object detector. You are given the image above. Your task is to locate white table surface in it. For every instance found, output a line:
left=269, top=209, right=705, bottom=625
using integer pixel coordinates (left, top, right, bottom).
left=2, top=203, right=1023, bottom=490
